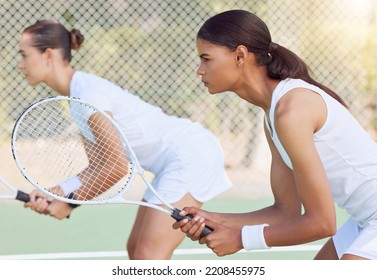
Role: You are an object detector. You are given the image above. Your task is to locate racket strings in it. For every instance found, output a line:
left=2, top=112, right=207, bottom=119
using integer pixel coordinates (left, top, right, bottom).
left=64, top=100, right=133, bottom=200
left=13, top=98, right=134, bottom=202
left=74, top=117, right=132, bottom=200
left=16, top=103, right=88, bottom=185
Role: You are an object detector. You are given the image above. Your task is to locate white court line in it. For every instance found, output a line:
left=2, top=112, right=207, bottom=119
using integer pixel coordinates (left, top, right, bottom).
left=0, top=245, right=321, bottom=260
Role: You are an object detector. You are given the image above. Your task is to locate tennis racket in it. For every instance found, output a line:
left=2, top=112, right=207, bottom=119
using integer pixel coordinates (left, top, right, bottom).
left=11, top=96, right=212, bottom=237
left=0, top=175, right=30, bottom=202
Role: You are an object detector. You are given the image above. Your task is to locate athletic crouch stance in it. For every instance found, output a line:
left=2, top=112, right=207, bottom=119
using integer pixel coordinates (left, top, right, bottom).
left=173, top=10, right=377, bottom=260
left=18, top=20, right=231, bottom=260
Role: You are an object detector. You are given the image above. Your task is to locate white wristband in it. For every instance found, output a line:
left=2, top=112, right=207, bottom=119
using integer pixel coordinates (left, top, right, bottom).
left=241, top=224, right=270, bottom=250
left=58, top=176, right=82, bottom=196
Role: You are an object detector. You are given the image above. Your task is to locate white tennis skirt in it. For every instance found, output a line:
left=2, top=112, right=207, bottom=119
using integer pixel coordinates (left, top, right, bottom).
left=143, top=128, right=232, bottom=204
left=333, top=216, right=377, bottom=259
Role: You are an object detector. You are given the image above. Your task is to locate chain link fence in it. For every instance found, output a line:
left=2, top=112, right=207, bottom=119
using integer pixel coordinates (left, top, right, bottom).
left=1, top=0, right=376, bottom=198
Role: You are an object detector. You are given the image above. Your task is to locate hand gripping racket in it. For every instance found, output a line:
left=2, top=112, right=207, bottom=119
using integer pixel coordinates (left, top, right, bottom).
left=0, top=176, right=30, bottom=202
left=11, top=96, right=212, bottom=237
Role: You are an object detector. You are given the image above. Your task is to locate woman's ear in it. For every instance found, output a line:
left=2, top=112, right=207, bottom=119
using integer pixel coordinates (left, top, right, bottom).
left=235, top=45, right=248, bottom=68
left=44, top=48, right=54, bottom=66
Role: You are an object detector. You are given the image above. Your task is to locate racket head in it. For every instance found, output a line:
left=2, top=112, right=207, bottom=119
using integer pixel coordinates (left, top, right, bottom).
left=11, top=96, right=138, bottom=205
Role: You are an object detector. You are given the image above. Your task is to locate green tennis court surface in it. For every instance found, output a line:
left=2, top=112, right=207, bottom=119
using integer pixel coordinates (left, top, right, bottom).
left=0, top=197, right=348, bottom=260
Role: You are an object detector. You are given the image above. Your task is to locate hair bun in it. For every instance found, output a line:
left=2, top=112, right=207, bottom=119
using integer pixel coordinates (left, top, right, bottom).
left=70, top=29, right=85, bottom=50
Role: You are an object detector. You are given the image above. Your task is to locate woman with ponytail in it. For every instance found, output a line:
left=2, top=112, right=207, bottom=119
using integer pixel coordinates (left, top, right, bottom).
left=173, top=10, right=377, bottom=260
left=17, top=20, right=231, bottom=259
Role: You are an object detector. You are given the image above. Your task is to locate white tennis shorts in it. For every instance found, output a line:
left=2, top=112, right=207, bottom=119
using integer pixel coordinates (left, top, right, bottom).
left=333, top=216, right=377, bottom=259
left=143, top=128, right=232, bottom=204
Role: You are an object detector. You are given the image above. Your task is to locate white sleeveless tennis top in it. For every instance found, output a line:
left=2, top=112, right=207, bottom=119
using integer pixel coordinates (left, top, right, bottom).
left=69, top=71, right=201, bottom=172
left=265, top=78, right=377, bottom=227
left=69, top=71, right=231, bottom=203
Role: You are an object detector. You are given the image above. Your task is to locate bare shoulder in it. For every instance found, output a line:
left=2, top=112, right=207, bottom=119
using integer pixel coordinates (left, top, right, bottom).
left=274, top=88, right=326, bottom=133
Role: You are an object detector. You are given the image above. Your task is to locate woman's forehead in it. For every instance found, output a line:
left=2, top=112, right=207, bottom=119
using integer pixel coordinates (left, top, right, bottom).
left=19, top=33, right=33, bottom=47
left=196, top=39, right=232, bottom=55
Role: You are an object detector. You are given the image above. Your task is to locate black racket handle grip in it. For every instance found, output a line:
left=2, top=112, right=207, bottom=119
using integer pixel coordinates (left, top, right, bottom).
left=16, top=190, right=30, bottom=202
left=171, top=208, right=213, bottom=238
left=16, top=191, right=70, bottom=219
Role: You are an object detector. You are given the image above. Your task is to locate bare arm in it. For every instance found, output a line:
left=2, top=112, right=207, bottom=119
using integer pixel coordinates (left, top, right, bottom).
left=46, top=111, right=128, bottom=201
left=174, top=118, right=303, bottom=251
left=200, top=122, right=301, bottom=229
left=73, top=111, right=129, bottom=200
left=213, top=89, right=336, bottom=246
left=35, top=111, right=129, bottom=219
left=263, top=89, right=336, bottom=246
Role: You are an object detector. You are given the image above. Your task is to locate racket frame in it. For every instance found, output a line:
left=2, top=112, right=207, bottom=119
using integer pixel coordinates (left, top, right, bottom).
left=0, top=176, right=30, bottom=202
left=11, top=96, right=173, bottom=213
left=11, top=96, right=212, bottom=237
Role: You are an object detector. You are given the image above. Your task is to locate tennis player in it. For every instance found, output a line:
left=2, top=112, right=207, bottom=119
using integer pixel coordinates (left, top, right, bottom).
left=173, top=10, right=377, bottom=260
left=17, top=20, right=231, bottom=259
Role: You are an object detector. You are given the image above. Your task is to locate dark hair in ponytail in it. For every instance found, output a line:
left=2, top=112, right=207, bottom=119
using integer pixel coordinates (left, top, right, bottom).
left=197, top=10, right=348, bottom=108
left=23, top=19, right=85, bottom=62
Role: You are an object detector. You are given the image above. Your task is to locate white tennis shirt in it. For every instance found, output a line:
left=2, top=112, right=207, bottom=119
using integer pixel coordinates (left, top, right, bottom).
left=265, top=78, right=377, bottom=227
left=69, top=71, right=231, bottom=203
left=69, top=71, right=206, bottom=174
